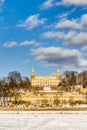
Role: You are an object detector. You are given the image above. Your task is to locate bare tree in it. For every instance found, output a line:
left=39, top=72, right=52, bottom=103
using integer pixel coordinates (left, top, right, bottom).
left=8, top=71, right=22, bottom=103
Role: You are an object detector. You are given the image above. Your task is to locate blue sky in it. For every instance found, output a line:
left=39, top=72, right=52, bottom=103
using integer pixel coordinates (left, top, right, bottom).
left=1, top=0, right=87, bottom=78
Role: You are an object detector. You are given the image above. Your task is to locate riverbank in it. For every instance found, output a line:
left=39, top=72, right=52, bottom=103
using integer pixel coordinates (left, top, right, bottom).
left=0, top=106, right=87, bottom=111
left=0, top=110, right=87, bottom=114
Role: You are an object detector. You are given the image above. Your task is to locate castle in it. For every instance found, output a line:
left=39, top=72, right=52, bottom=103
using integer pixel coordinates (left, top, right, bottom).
left=31, top=69, right=60, bottom=91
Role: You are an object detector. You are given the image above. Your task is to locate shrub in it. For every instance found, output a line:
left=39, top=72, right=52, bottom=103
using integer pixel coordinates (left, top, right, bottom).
left=53, top=99, right=60, bottom=106
left=69, top=97, right=75, bottom=106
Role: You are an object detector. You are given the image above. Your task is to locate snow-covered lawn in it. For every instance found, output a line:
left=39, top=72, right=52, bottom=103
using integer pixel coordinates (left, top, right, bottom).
left=0, top=111, right=87, bottom=130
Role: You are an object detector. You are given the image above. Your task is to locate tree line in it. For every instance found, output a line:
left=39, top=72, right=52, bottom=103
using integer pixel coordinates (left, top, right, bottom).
left=0, top=71, right=31, bottom=106
left=59, top=70, right=87, bottom=91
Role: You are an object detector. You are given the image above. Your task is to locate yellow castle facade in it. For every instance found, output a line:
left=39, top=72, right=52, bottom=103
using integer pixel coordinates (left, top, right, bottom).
left=31, top=69, right=60, bottom=91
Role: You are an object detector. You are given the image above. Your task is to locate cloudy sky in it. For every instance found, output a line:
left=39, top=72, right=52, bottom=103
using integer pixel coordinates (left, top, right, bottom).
left=0, top=0, right=87, bottom=77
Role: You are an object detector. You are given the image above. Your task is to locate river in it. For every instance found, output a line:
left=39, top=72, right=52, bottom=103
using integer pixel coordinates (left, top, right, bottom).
left=0, top=111, right=87, bottom=130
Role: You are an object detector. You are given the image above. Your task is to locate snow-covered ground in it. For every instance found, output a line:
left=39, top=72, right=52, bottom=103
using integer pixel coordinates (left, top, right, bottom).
left=0, top=111, right=87, bottom=130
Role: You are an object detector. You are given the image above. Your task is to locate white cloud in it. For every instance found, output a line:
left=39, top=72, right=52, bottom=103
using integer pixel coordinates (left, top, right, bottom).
left=56, top=14, right=87, bottom=30
left=19, top=40, right=39, bottom=46
left=57, top=8, right=76, bottom=19
left=56, top=19, right=81, bottom=29
left=17, top=14, right=46, bottom=30
left=31, top=47, right=87, bottom=68
left=69, top=32, right=87, bottom=45
left=42, top=31, right=64, bottom=39
left=42, top=30, right=87, bottom=46
left=42, top=30, right=76, bottom=40
left=57, top=13, right=69, bottom=19
left=3, top=40, right=40, bottom=48
left=40, top=0, right=87, bottom=9
left=40, top=0, right=55, bottom=10
left=79, top=59, right=87, bottom=67
left=82, top=46, right=87, bottom=52
left=56, top=0, right=87, bottom=6
left=3, top=41, right=17, bottom=48
left=42, top=14, right=87, bottom=46
left=81, top=14, right=87, bottom=27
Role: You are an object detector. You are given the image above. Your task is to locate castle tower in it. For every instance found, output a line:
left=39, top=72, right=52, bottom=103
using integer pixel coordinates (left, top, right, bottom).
left=56, top=69, right=60, bottom=80
left=31, top=68, right=35, bottom=79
